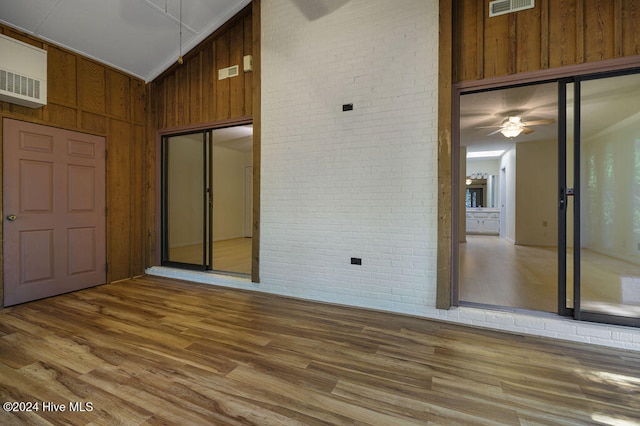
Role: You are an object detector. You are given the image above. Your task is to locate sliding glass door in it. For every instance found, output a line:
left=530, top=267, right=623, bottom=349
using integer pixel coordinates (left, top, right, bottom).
left=458, top=70, right=640, bottom=327
left=567, top=71, right=640, bottom=326
left=161, top=131, right=212, bottom=270
left=161, top=123, right=254, bottom=275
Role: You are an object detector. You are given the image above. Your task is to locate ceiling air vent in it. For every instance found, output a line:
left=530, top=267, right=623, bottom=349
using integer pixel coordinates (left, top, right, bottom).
left=489, top=0, right=535, bottom=17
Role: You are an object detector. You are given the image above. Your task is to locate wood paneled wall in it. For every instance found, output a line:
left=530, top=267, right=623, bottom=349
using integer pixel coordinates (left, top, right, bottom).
left=149, top=5, right=253, bottom=129
left=146, top=4, right=258, bottom=277
left=0, top=25, right=147, bottom=297
left=453, top=0, right=640, bottom=82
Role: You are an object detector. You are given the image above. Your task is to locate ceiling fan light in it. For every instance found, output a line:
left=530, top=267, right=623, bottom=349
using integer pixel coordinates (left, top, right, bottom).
left=500, top=125, right=523, bottom=138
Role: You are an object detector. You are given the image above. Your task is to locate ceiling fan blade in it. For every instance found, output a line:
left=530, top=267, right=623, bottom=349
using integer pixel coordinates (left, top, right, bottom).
left=521, top=126, right=535, bottom=134
left=487, top=128, right=503, bottom=136
left=522, top=118, right=555, bottom=126
left=476, top=125, right=505, bottom=129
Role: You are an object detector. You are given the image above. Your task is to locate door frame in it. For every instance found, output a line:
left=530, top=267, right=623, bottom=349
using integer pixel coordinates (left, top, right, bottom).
left=451, top=56, right=640, bottom=313
left=155, top=117, right=254, bottom=275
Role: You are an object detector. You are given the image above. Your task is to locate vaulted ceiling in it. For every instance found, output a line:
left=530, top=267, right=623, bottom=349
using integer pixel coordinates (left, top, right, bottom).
left=0, top=0, right=250, bottom=82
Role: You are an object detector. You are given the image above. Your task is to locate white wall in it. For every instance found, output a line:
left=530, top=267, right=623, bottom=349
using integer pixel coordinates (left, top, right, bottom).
left=515, top=139, right=558, bottom=246
left=212, top=145, right=252, bottom=241
left=501, top=147, right=517, bottom=243
left=259, top=0, right=438, bottom=314
left=582, top=113, right=640, bottom=264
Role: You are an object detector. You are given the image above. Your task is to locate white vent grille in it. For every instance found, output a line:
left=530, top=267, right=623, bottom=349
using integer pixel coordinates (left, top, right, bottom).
left=489, top=0, right=534, bottom=17
left=218, top=65, right=240, bottom=80
left=0, top=70, right=41, bottom=100
left=227, top=65, right=239, bottom=78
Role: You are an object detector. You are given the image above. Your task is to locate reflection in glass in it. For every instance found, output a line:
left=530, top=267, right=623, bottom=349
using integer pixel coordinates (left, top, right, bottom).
left=165, top=133, right=206, bottom=266
left=579, top=73, right=640, bottom=319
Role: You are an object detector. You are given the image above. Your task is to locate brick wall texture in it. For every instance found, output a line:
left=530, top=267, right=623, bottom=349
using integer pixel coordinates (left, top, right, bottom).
left=259, top=0, right=439, bottom=315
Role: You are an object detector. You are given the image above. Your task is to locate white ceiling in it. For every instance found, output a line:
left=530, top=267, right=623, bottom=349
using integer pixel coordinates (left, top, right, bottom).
left=461, top=74, right=640, bottom=157
left=0, top=0, right=250, bottom=82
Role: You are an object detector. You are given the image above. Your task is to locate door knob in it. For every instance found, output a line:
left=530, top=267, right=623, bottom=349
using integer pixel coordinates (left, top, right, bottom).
left=6, top=214, right=17, bottom=221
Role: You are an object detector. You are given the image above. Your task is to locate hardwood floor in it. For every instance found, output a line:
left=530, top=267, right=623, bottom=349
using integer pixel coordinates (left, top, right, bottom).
left=2, top=276, right=640, bottom=424
left=459, top=235, right=640, bottom=316
left=169, top=238, right=252, bottom=275
left=459, top=236, right=558, bottom=312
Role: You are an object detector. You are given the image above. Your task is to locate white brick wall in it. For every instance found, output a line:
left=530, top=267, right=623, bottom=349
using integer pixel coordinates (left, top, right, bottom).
left=259, top=0, right=439, bottom=314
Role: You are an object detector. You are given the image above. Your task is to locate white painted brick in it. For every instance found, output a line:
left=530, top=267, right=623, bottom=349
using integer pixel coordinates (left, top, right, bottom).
left=544, top=321, right=578, bottom=334
left=260, top=0, right=438, bottom=314
left=577, top=326, right=612, bottom=339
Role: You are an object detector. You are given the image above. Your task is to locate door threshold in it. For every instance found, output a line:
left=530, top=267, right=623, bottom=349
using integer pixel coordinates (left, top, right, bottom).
left=146, top=266, right=256, bottom=291
left=459, top=301, right=559, bottom=318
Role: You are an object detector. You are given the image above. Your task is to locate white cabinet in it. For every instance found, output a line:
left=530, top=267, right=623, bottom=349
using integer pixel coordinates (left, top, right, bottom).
left=466, top=209, right=500, bottom=235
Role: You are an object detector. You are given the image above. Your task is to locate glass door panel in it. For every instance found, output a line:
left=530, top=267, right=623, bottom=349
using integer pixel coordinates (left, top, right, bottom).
left=210, top=125, right=253, bottom=275
left=161, top=131, right=211, bottom=270
left=577, top=72, right=640, bottom=324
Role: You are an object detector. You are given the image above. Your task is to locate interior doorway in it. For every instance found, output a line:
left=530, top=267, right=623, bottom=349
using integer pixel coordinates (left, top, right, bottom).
left=456, top=69, right=640, bottom=328
left=161, top=123, right=253, bottom=276
left=458, top=82, right=559, bottom=313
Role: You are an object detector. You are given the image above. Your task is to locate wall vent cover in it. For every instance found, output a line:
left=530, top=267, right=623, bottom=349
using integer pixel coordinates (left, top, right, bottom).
left=218, top=65, right=240, bottom=80
left=227, top=65, right=239, bottom=78
left=489, top=0, right=534, bottom=17
left=0, top=34, right=47, bottom=108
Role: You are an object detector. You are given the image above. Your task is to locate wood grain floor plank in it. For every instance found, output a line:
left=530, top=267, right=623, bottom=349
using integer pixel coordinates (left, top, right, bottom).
left=1, top=276, right=639, bottom=425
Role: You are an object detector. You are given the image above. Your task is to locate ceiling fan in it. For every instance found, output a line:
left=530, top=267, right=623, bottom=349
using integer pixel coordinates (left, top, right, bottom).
left=481, top=116, right=555, bottom=138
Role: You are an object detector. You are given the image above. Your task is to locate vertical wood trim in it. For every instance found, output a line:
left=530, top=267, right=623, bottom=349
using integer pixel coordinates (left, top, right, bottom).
left=508, top=13, right=517, bottom=74
left=437, top=0, right=453, bottom=309
left=614, top=0, right=624, bottom=57
left=476, top=0, right=485, bottom=80
left=251, top=0, right=261, bottom=283
left=576, top=0, right=585, bottom=63
left=540, top=0, right=550, bottom=69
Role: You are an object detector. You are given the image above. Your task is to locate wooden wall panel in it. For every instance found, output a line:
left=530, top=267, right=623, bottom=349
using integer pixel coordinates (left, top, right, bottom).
left=454, top=0, right=482, bottom=81
left=106, top=69, right=130, bottom=120
left=584, top=0, right=615, bottom=62
left=107, top=119, right=132, bottom=282
left=150, top=5, right=252, bottom=130
left=48, top=46, right=77, bottom=106
left=515, top=5, right=542, bottom=73
left=454, top=0, right=640, bottom=82
left=215, top=32, right=231, bottom=120
left=483, top=12, right=510, bottom=77
left=0, top=24, right=146, bottom=303
left=549, top=0, right=577, bottom=68
left=229, top=20, right=245, bottom=118
left=622, top=1, right=640, bottom=56
left=244, top=15, right=253, bottom=116
left=78, top=58, right=106, bottom=113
